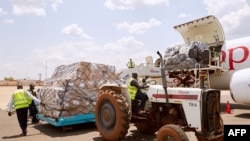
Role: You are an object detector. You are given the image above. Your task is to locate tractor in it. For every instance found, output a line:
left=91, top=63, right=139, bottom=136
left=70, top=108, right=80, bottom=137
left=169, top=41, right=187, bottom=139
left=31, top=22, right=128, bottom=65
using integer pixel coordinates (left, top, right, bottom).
left=94, top=51, right=224, bottom=141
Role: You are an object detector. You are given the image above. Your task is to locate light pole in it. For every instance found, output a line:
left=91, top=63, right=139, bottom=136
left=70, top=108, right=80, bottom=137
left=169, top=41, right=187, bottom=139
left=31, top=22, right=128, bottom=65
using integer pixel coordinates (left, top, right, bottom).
left=38, top=73, right=42, bottom=81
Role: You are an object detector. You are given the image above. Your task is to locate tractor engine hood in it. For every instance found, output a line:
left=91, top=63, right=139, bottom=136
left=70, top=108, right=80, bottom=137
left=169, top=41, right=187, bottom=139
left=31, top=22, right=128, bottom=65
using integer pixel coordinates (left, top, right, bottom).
left=174, top=15, right=225, bottom=46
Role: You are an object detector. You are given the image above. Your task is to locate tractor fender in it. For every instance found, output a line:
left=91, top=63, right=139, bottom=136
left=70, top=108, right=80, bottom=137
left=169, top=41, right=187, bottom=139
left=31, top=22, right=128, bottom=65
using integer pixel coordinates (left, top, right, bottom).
left=99, top=83, right=131, bottom=112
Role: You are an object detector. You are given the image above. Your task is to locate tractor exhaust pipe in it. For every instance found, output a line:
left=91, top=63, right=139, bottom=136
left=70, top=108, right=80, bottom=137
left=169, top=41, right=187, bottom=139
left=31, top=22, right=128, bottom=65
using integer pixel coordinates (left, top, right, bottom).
left=157, top=51, right=169, bottom=104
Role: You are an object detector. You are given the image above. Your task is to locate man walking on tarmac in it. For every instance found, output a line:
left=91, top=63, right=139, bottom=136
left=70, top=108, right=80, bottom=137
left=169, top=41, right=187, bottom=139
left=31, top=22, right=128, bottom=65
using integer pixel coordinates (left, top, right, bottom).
left=127, top=73, right=148, bottom=114
left=7, top=84, right=43, bottom=136
left=27, top=83, right=39, bottom=124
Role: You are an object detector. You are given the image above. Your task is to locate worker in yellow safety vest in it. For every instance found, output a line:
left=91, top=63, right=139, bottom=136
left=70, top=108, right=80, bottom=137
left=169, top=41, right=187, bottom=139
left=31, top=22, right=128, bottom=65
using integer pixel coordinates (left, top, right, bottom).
left=127, top=73, right=148, bottom=114
left=7, top=84, right=44, bottom=136
left=126, top=58, right=135, bottom=68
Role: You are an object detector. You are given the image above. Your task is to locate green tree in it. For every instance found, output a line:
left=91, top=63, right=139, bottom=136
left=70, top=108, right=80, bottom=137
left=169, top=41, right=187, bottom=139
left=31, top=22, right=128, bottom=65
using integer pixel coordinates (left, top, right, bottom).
left=4, top=77, right=14, bottom=81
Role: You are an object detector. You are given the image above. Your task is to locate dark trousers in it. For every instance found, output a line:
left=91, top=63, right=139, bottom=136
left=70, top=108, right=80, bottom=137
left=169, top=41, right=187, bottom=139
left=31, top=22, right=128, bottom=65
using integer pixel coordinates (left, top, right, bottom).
left=28, top=101, right=39, bottom=122
left=16, top=107, right=28, bottom=133
left=135, top=91, right=148, bottom=111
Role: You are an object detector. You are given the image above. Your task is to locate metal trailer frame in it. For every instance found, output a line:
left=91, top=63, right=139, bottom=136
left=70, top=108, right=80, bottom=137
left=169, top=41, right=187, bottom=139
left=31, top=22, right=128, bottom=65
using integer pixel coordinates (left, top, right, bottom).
left=37, top=113, right=95, bottom=126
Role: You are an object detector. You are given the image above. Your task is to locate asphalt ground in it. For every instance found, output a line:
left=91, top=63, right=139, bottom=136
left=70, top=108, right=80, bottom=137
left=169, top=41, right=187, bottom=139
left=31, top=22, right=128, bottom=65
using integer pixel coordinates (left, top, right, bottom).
left=0, top=90, right=250, bottom=141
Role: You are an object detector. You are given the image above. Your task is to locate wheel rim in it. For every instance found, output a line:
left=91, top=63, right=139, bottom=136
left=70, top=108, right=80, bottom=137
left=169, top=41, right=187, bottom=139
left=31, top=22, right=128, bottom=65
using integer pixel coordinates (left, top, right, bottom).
left=99, top=101, right=116, bottom=130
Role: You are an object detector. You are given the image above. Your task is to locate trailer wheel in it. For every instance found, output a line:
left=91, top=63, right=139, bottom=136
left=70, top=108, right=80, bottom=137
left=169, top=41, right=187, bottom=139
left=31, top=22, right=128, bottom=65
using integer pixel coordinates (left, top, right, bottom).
left=157, top=124, right=189, bottom=141
left=95, top=89, right=130, bottom=141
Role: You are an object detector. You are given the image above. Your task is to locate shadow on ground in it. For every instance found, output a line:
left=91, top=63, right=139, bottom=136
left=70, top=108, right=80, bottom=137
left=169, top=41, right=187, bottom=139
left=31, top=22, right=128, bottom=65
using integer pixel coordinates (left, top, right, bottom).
left=221, top=102, right=250, bottom=120
left=2, top=133, right=37, bottom=139
left=123, top=129, right=156, bottom=141
left=92, top=129, right=156, bottom=141
left=33, top=122, right=97, bottom=137
left=33, top=122, right=156, bottom=141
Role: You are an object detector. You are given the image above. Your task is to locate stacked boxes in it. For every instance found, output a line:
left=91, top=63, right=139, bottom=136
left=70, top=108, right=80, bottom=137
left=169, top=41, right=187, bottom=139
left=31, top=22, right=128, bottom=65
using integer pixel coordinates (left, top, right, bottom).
left=38, top=61, right=119, bottom=118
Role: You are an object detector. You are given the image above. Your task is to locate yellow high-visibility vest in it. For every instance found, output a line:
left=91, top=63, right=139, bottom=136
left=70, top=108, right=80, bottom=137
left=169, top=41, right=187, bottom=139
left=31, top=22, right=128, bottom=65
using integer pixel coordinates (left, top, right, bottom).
left=12, top=90, right=29, bottom=109
left=127, top=60, right=135, bottom=68
left=127, top=78, right=137, bottom=100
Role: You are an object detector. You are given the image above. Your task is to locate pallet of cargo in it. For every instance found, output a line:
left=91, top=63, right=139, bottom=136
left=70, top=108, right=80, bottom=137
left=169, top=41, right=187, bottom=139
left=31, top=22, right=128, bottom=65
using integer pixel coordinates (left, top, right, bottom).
left=36, top=61, right=118, bottom=129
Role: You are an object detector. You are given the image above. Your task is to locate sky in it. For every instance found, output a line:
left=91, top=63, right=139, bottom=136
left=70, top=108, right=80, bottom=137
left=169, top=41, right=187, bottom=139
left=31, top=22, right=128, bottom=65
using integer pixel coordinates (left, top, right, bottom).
left=1, top=0, right=250, bottom=80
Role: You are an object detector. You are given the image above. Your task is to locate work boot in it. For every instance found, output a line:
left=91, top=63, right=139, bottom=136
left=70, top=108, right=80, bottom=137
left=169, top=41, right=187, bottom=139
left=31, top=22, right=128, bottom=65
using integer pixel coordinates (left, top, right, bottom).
left=19, top=130, right=27, bottom=136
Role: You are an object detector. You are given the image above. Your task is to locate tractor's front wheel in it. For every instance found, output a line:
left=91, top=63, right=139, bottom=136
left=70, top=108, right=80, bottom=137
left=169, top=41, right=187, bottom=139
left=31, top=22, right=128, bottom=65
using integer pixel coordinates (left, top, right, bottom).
left=95, top=89, right=130, bottom=141
left=157, top=124, right=189, bottom=141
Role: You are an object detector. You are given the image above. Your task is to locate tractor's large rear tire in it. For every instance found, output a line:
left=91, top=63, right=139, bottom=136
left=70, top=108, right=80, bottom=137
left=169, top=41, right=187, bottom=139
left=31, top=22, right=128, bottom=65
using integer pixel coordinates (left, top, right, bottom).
left=95, top=89, right=130, bottom=141
left=157, top=124, right=189, bottom=141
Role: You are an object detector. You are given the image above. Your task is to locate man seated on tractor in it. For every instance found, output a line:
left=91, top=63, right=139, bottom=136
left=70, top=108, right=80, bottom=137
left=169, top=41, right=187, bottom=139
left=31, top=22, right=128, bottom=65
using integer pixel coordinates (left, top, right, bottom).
left=127, top=73, right=148, bottom=114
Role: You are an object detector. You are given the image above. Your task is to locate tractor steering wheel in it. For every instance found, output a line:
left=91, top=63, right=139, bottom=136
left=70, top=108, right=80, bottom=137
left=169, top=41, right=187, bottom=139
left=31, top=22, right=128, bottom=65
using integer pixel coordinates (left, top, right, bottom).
left=144, top=79, right=157, bottom=87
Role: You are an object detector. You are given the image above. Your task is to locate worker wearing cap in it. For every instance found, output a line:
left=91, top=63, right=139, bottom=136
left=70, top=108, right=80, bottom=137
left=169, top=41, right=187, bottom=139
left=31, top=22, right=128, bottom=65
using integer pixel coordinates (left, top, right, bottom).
left=126, top=58, right=135, bottom=68
left=27, top=83, right=39, bottom=124
left=7, top=84, right=44, bottom=136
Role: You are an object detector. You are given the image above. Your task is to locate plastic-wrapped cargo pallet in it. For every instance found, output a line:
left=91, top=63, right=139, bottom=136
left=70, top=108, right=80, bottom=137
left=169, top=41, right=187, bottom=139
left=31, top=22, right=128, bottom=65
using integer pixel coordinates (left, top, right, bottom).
left=38, top=61, right=120, bottom=118
left=164, top=41, right=210, bottom=70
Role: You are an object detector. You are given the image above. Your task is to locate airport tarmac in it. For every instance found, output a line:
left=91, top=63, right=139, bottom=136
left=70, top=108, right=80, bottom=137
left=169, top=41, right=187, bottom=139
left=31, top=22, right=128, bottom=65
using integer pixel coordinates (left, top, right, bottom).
left=1, top=89, right=250, bottom=141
